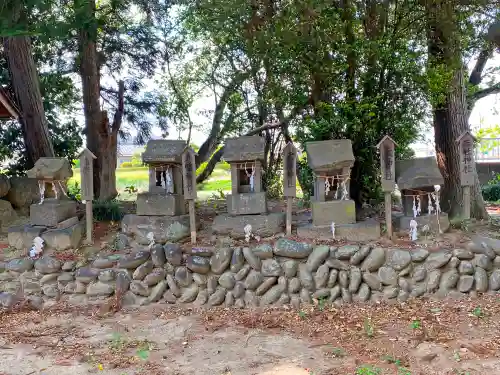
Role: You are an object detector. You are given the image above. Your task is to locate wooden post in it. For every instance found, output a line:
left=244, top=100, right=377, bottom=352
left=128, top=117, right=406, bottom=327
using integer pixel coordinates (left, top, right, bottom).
left=376, top=136, right=397, bottom=239
left=384, top=192, right=392, bottom=239
left=456, top=131, right=476, bottom=220
left=283, top=143, right=297, bottom=236
left=182, top=147, right=197, bottom=244
left=78, top=148, right=97, bottom=244
left=463, top=186, right=471, bottom=219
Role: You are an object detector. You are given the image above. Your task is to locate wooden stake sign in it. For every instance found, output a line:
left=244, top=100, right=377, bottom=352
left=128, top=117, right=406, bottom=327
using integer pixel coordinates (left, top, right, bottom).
left=283, top=142, right=297, bottom=236
left=376, top=135, right=397, bottom=239
left=456, top=131, right=476, bottom=219
left=182, top=147, right=197, bottom=243
left=78, top=148, right=97, bottom=244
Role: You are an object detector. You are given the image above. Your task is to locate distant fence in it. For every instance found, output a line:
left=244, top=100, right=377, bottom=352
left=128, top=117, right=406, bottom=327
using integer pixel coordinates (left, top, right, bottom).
left=476, top=138, right=500, bottom=161
left=412, top=138, right=500, bottom=184
left=413, top=138, right=500, bottom=162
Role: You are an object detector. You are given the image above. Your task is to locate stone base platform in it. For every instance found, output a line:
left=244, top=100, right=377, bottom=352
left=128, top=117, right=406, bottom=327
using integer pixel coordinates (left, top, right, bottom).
left=296, top=219, right=381, bottom=241
left=30, top=199, right=77, bottom=227
left=212, top=212, right=285, bottom=239
left=8, top=220, right=83, bottom=251
left=122, top=214, right=196, bottom=243
left=393, top=212, right=450, bottom=234
left=227, top=192, right=267, bottom=215
left=311, top=199, right=356, bottom=226
left=43, top=222, right=83, bottom=250
left=136, top=193, right=186, bottom=216
left=8, top=225, right=46, bottom=250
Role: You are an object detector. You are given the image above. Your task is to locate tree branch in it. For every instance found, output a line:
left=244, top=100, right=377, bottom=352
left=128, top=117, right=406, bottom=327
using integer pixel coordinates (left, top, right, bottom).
left=469, top=46, right=493, bottom=86
left=195, top=71, right=250, bottom=167
left=196, top=147, right=224, bottom=184
left=470, top=82, right=500, bottom=102
left=165, top=50, right=194, bottom=145
left=196, top=109, right=301, bottom=184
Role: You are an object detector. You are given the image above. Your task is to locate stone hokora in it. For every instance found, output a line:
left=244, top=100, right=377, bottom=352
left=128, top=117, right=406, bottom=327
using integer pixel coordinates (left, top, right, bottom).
left=224, top=135, right=266, bottom=215
left=212, top=135, right=285, bottom=239
left=395, top=156, right=450, bottom=233
left=27, top=157, right=77, bottom=227
left=26, top=157, right=73, bottom=181
left=136, top=139, right=187, bottom=216
left=296, top=139, right=380, bottom=241
left=306, top=139, right=356, bottom=225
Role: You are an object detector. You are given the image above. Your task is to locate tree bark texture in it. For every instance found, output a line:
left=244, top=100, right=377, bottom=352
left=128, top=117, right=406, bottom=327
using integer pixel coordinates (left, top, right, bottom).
left=3, top=31, right=55, bottom=167
left=76, top=0, right=120, bottom=200
left=433, top=69, right=487, bottom=219
left=426, top=0, right=487, bottom=220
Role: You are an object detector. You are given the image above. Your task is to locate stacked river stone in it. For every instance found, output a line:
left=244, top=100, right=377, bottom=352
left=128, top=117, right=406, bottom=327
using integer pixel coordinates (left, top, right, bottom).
left=1, top=237, right=500, bottom=309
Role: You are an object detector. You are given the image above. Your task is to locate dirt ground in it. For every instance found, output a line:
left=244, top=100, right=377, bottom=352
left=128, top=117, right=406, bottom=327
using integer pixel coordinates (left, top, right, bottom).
left=1, top=295, right=500, bottom=375
left=1, top=201, right=500, bottom=374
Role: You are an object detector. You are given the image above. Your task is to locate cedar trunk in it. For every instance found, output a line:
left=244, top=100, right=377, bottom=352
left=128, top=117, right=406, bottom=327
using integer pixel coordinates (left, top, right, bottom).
left=3, top=35, right=55, bottom=167
left=433, top=69, right=487, bottom=219
left=77, top=0, right=117, bottom=200
left=426, top=0, right=487, bottom=220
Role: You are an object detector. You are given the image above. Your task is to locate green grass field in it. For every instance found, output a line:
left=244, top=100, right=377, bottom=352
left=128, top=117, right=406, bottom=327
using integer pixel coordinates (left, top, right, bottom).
left=70, top=165, right=231, bottom=201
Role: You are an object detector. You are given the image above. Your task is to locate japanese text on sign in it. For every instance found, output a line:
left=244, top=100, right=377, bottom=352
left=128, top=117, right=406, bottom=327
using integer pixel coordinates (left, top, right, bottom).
left=462, top=139, right=473, bottom=174
left=184, top=158, right=193, bottom=194
left=286, top=151, right=295, bottom=188
left=384, top=146, right=393, bottom=180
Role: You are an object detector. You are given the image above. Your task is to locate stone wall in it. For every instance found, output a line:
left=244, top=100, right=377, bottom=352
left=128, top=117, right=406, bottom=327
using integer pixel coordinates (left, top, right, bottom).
left=1, top=238, right=500, bottom=309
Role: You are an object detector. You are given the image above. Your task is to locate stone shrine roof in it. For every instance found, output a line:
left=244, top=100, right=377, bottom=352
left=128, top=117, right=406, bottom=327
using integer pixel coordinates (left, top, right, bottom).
left=26, top=157, right=73, bottom=181
left=142, top=139, right=187, bottom=164
left=395, top=157, right=444, bottom=190
left=224, top=136, right=265, bottom=162
left=305, top=139, right=355, bottom=172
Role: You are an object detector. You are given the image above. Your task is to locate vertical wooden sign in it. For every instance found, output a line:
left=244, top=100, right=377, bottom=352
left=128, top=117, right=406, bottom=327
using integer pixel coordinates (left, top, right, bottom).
left=376, top=136, right=397, bottom=239
left=283, top=142, right=297, bottom=236
left=78, top=148, right=97, bottom=244
left=182, top=147, right=197, bottom=243
left=456, top=131, right=476, bottom=219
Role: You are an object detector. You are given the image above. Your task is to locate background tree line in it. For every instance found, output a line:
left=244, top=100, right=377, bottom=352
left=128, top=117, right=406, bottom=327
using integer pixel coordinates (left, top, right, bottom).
left=0, top=0, right=499, bottom=219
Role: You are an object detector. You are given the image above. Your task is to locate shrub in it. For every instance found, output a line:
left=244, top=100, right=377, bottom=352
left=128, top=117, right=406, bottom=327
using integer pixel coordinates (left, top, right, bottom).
left=297, top=154, right=314, bottom=200
left=131, top=160, right=143, bottom=167
left=131, top=149, right=145, bottom=167
left=482, top=184, right=500, bottom=202
left=93, top=200, right=124, bottom=221
left=488, top=172, right=500, bottom=185
left=72, top=159, right=81, bottom=168
left=265, top=170, right=283, bottom=199
left=218, top=161, right=230, bottom=171
left=120, top=161, right=133, bottom=168
left=67, top=181, right=81, bottom=201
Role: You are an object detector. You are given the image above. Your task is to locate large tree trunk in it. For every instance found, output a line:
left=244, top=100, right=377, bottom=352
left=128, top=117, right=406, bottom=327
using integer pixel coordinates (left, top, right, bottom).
left=95, top=112, right=119, bottom=199
left=76, top=0, right=118, bottom=200
left=3, top=2, right=55, bottom=167
left=426, top=0, right=487, bottom=220
left=433, top=69, right=487, bottom=219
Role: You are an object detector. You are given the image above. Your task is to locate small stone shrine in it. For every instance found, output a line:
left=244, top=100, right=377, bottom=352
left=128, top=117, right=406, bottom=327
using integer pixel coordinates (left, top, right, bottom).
left=121, top=139, right=194, bottom=244
left=137, top=139, right=187, bottom=216
left=8, top=157, right=82, bottom=251
left=296, top=139, right=380, bottom=241
left=212, top=136, right=285, bottom=239
left=394, top=156, right=450, bottom=234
